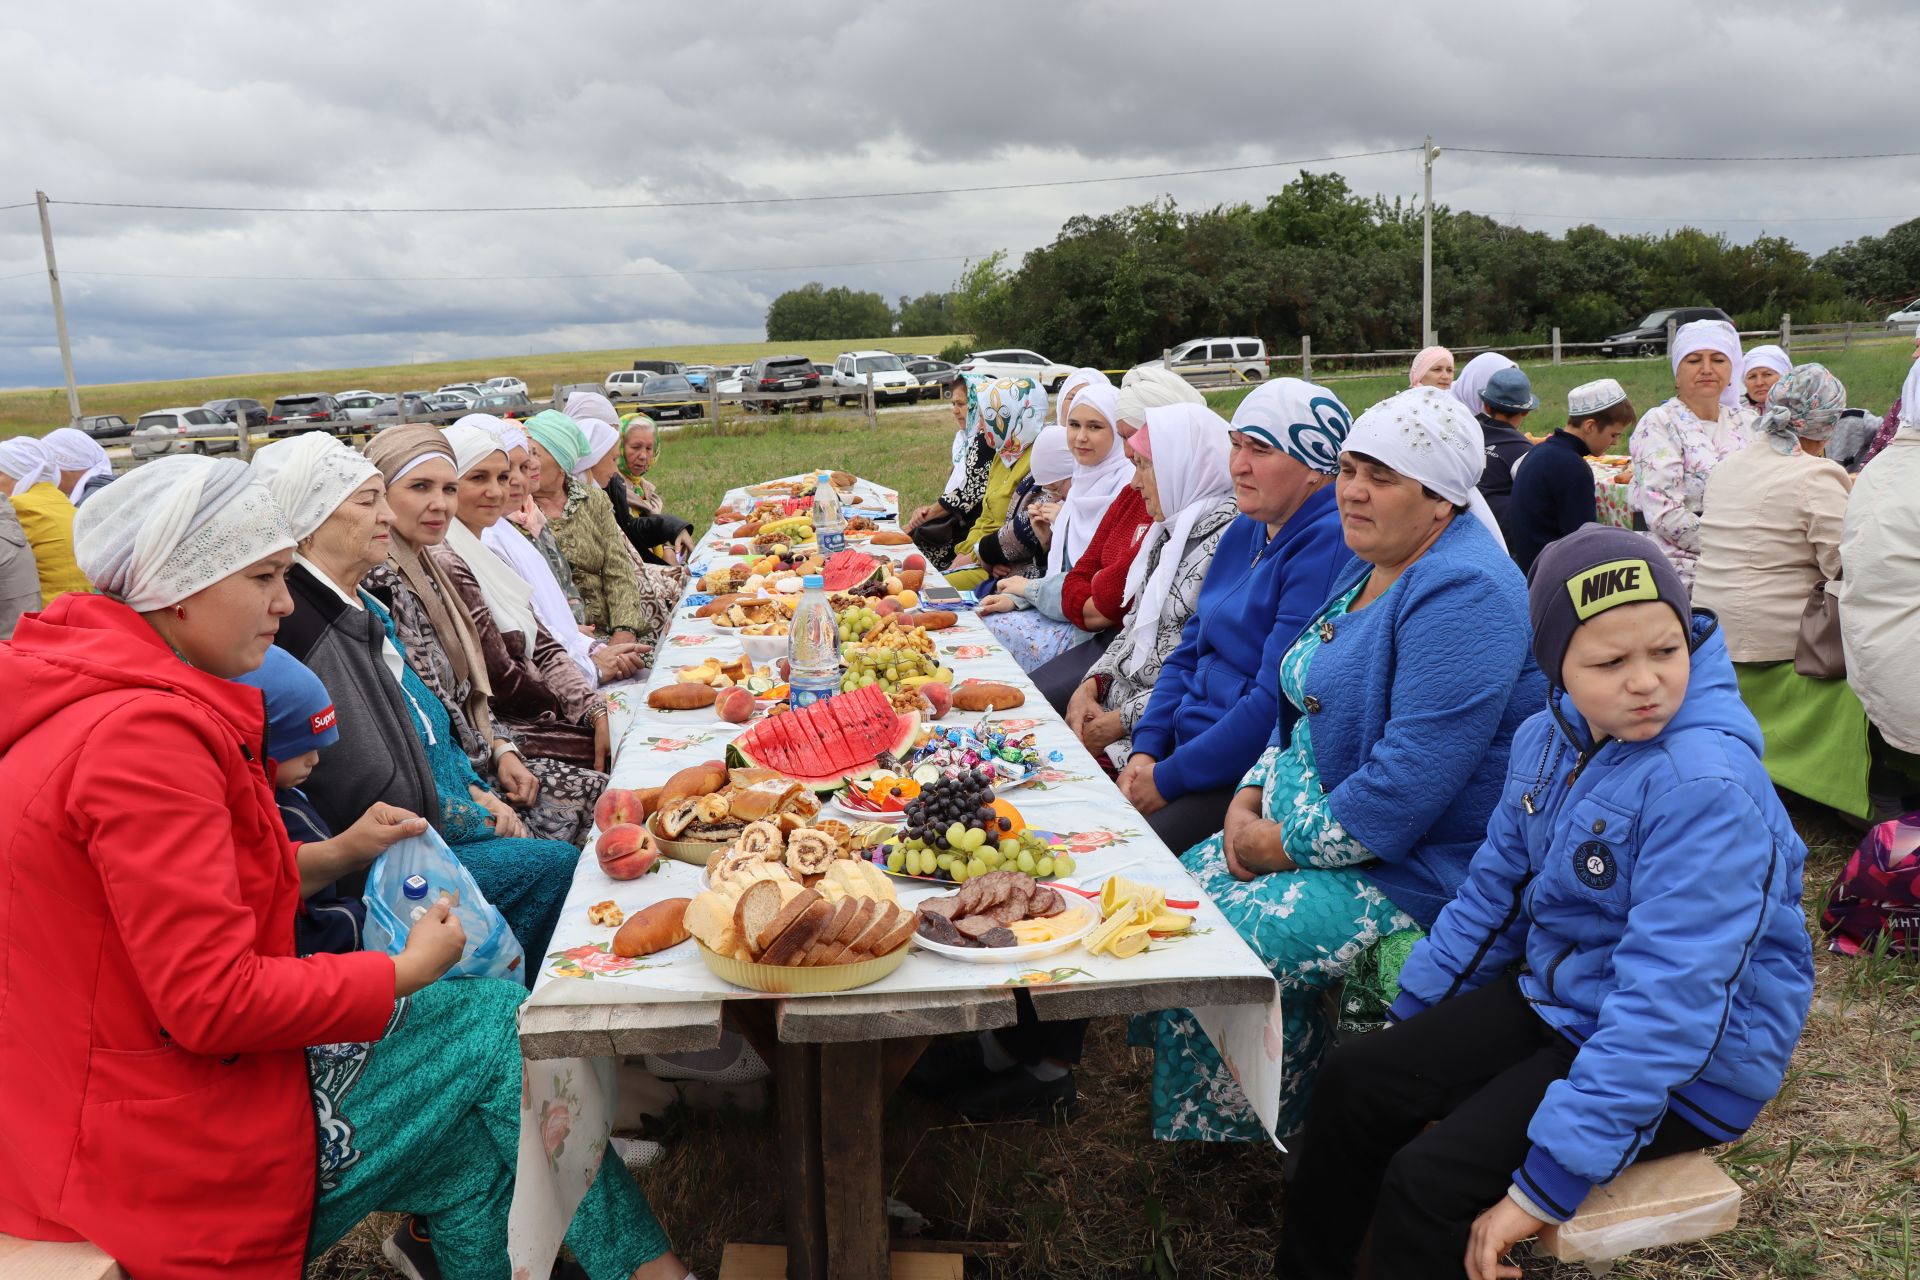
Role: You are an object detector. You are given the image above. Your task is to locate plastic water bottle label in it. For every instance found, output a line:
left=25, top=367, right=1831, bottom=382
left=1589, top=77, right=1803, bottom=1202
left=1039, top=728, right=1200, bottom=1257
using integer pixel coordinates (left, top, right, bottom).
left=817, top=528, right=847, bottom=555
left=790, top=675, right=838, bottom=709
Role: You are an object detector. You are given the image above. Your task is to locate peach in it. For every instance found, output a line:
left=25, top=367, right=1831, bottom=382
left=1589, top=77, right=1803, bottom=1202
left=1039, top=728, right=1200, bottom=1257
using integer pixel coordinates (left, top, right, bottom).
left=894, top=590, right=920, bottom=608
left=715, top=686, right=756, bottom=724
left=593, top=787, right=645, bottom=832
left=874, top=598, right=902, bottom=616
left=922, top=682, right=952, bottom=719
left=897, top=568, right=924, bottom=591
left=902, top=553, right=927, bottom=572
left=730, top=542, right=748, bottom=554
left=595, top=823, right=660, bottom=880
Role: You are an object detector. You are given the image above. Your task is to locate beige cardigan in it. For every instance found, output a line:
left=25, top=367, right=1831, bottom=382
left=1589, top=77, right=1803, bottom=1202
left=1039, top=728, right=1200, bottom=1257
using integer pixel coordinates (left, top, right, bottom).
left=1840, top=431, right=1920, bottom=752
left=1692, top=440, right=1849, bottom=663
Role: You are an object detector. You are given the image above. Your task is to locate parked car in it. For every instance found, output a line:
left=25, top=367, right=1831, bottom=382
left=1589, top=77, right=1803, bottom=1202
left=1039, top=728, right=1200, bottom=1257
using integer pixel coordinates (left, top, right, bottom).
left=743, top=355, right=824, bottom=413
left=79, top=413, right=132, bottom=440
left=438, top=382, right=488, bottom=400
left=422, top=391, right=478, bottom=414
left=482, top=376, right=529, bottom=396
left=335, top=393, right=394, bottom=424
left=366, top=393, right=434, bottom=427
left=267, top=393, right=351, bottom=436
left=633, top=374, right=705, bottom=421
left=204, top=397, right=270, bottom=430
left=1134, top=337, right=1268, bottom=383
left=904, top=358, right=960, bottom=400
left=630, top=359, right=683, bottom=376
left=681, top=364, right=715, bottom=392
left=604, top=369, right=653, bottom=401
left=832, top=351, right=919, bottom=406
left=716, top=366, right=749, bottom=395
left=810, top=362, right=835, bottom=381
left=1597, top=306, right=1735, bottom=358
left=334, top=389, right=377, bottom=401
left=954, top=348, right=1075, bottom=390
left=130, top=407, right=240, bottom=459
left=474, top=391, right=532, bottom=417
left=1885, top=295, right=1920, bottom=332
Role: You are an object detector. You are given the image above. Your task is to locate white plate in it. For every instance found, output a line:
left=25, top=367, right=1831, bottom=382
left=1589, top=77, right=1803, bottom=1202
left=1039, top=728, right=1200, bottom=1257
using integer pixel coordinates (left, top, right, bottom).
left=909, top=899, right=1098, bottom=963
left=823, top=793, right=907, bottom=824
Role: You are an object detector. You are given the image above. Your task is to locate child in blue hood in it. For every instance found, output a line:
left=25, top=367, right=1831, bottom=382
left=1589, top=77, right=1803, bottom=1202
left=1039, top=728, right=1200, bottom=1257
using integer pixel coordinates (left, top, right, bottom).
left=1278, top=526, right=1814, bottom=1279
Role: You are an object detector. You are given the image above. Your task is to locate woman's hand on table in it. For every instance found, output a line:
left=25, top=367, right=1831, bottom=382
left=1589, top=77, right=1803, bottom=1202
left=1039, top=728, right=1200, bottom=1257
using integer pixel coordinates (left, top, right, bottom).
left=976, top=593, right=1017, bottom=615
left=998, top=575, right=1032, bottom=597
left=1117, top=755, right=1167, bottom=815
left=1466, top=1198, right=1545, bottom=1280
left=470, top=785, right=528, bottom=839
left=495, top=749, right=541, bottom=806
left=393, top=897, right=467, bottom=997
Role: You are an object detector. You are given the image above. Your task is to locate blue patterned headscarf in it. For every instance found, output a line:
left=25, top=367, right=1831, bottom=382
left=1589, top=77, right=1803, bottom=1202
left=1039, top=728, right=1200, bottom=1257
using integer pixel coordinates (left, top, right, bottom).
left=1757, top=363, right=1846, bottom=456
left=973, top=375, right=1048, bottom=469
left=1227, top=377, right=1353, bottom=474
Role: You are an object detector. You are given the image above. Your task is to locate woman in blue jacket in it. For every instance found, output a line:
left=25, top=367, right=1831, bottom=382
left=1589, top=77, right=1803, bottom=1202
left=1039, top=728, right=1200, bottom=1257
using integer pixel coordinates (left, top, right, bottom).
left=1116, top=381, right=1352, bottom=851
left=1279, top=526, right=1814, bottom=1278
left=1148, top=387, right=1543, bottom=1143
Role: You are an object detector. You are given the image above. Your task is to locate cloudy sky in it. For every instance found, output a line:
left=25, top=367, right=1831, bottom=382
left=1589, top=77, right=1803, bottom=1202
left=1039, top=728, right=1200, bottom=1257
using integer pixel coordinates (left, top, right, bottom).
left=2, top=0, right=1915, bottom=389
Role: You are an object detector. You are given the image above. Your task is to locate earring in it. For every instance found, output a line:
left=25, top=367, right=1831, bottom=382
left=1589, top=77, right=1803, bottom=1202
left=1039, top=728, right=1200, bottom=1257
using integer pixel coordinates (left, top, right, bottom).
left=173, top=605, right=187, bottom=620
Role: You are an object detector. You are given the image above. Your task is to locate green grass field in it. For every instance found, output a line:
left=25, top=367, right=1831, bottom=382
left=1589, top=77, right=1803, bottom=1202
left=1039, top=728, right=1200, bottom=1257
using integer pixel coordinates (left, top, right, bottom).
left=0, top=335, right=970, bottom=441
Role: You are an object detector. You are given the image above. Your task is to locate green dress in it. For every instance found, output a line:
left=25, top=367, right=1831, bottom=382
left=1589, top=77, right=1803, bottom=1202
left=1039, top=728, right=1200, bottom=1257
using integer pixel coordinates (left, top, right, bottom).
left=946, top=453, right=1032, bottom=593
left=1144, top=583, right=1421, bottom=1142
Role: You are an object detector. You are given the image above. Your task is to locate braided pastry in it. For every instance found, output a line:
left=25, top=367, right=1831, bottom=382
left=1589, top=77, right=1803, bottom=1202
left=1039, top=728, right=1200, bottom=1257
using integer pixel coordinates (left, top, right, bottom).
left=784, top=828, right=839, bottom=877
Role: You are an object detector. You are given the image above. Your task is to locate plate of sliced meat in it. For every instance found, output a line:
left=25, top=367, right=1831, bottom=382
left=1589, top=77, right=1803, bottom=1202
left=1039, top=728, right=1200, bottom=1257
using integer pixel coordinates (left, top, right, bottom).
left=910, top=870, right=1098, bottom=963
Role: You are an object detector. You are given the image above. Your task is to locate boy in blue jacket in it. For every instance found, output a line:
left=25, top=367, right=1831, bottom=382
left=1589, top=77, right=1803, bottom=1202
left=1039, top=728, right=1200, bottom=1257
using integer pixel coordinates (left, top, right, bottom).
left=1278, top=526, right=1814, bottom=1279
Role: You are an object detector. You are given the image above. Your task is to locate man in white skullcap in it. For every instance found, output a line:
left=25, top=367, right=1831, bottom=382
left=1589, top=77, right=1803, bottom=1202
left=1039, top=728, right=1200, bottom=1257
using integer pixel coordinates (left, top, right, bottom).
left=1504, top=378, right=1639, bottom=574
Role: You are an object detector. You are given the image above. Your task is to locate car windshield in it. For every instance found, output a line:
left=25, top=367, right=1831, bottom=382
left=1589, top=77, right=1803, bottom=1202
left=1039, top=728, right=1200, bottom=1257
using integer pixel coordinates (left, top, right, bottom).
left=854, top=355, right=905, bottom=374
left=1634, top=310, right=1676, bottom=330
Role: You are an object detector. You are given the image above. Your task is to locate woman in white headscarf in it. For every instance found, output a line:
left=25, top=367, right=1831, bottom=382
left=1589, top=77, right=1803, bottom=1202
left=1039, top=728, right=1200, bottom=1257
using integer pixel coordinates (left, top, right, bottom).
left=432, top=420, right=613, bottom=774
left=1145, top=385, right=1544, bottom=1144
left=1070, top=404, right=1239, bottom=767
left=0, top=435, right=92, bottom=605
left=1742, top=343, right=1792, bottom=415
left=1628, top=318, right=1758, bottom=588
left=1841, top=358, right=1920, bottom=780
left=1450, top=351, right=1516, bottom=417
left=41, top=427, right=116, bottom=506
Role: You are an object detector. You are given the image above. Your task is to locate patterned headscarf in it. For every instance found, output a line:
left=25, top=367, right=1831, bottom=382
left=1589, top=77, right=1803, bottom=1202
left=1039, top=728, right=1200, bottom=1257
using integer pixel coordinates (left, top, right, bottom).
left=1756, top=363, right=1847, bottom=456
left=973, top=375, right=1048, bottom=469
left=1228, top=377, right=1353, bottom=474
left=1344, top=385, right=1505, bottom=547
left=249, top=431, right=379, bottom=541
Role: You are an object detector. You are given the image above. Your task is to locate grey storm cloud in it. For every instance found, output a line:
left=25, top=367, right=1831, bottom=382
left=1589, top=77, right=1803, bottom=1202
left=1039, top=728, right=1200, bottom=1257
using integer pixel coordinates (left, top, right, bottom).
left=1, top=0, right=1915, bottom=388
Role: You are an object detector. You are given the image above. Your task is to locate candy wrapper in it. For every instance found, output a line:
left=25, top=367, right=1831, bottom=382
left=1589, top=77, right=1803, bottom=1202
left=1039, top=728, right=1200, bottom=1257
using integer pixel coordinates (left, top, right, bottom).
left=886, top=714, right=1042, bottom=790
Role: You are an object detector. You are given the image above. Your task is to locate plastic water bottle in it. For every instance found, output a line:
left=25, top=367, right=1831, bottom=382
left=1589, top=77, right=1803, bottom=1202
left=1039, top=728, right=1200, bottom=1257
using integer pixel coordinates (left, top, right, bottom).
left=788, top=573, right=840, bottom=709
left=813, top=471, right=846, bottom=555
left=403, top=873, right=431, bottom=923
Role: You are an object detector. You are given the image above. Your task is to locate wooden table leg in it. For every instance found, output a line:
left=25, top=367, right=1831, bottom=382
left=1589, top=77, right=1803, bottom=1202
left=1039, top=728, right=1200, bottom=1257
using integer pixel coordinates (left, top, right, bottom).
left=819, top=1041, right=889, bottom=1280
left=775, top=1041, right=826, bottom=1280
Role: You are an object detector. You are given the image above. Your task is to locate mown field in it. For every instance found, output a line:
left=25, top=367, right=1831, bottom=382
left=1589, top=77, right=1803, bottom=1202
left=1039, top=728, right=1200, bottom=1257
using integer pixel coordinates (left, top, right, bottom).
left=305, top=396, right=1916, bottom=1280
left=0, top=335, right=970, bottom=441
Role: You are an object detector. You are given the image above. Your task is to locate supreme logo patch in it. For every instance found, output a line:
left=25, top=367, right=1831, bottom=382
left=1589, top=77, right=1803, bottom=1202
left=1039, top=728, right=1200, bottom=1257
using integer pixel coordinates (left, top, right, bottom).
left=310, top=706, right=338, bottom=735
left=1568, top=558, right=1658, bottom=621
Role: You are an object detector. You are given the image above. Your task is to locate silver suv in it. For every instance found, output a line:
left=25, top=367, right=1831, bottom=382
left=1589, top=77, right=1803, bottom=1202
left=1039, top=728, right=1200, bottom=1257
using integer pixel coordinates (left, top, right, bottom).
left=1151, top=337, right=1268, bottom=383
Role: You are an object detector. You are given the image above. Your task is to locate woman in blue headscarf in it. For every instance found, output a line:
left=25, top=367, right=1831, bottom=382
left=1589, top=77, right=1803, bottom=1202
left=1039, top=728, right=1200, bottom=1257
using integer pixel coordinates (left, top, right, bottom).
left=943, top=375, right=1048, bottom=592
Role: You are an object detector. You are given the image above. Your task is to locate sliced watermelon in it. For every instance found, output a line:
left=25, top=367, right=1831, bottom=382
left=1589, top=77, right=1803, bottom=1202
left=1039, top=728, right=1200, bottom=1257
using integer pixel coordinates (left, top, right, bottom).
left=730, top=685, right=919, bottom=790
left=821, top=549, right=883, bottom=593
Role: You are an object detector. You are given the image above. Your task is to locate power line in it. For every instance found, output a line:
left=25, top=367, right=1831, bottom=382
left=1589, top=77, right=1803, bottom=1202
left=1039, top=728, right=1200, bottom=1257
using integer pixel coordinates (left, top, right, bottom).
left=1454, top=145, right=1920, bottom=163
left=0, top=202, right=34, bottom=212
left=52, top=251, right=982, bottom=284
left=1483, top=210, right=1907, bottom=225
left=40, top=148, right=1421, bottom=214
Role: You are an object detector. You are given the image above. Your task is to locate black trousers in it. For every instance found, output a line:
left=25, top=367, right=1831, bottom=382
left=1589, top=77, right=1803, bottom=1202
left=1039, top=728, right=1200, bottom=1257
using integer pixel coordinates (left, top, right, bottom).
left=1031, top=630, right=1114, bottom=714
left=1146, top=785, right=1238, bottom=854
left=994, top=988, right=1088, bottom=1065
left=1276, top=974, right=1715, bottom=1278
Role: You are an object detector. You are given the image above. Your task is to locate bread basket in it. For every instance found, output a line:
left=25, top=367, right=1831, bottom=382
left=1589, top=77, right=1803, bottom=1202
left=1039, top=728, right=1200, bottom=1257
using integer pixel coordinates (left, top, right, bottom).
left=695, top=940, right=909, bottom=993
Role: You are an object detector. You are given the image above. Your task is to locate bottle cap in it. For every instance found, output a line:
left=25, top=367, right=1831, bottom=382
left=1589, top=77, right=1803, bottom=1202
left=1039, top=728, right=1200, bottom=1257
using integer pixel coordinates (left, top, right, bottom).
left=402, top=874, right=429, bottom=900
left=802, top=574, right=824, bottom=589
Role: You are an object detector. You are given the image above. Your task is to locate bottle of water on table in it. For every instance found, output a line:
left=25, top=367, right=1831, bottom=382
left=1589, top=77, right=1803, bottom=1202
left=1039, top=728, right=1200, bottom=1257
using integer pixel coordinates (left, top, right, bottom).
left=788, top=573, right=840, bottom=709
left=813, top=471, right=846, bottom=555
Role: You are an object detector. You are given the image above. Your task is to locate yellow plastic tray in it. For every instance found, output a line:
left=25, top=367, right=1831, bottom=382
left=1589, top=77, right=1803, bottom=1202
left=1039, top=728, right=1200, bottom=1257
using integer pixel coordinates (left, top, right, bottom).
left=697, top=940, right=909, bottom=993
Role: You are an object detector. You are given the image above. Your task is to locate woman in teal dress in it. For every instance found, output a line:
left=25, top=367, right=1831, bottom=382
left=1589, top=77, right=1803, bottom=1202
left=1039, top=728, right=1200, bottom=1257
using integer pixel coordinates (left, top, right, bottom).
left=1147, top=387, right=1545, bottom=1142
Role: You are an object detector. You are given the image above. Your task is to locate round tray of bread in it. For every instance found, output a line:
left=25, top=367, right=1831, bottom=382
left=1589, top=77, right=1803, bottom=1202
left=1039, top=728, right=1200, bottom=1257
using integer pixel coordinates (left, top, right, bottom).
left=647, top=765, right=825, bottom=866
left=688, top=878, right=917, bottom=993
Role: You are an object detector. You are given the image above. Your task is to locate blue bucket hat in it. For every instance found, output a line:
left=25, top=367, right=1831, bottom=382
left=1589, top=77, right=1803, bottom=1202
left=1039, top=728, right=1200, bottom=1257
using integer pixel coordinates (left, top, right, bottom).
left=233, top=646, right=341, bottom=763
left=1481, top=367, right=1539, bottom=414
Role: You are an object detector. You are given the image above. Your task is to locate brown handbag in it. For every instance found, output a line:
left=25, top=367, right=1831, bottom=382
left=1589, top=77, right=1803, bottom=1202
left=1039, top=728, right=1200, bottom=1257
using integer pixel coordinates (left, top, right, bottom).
left=1794, top=578, right=1846, bottom=680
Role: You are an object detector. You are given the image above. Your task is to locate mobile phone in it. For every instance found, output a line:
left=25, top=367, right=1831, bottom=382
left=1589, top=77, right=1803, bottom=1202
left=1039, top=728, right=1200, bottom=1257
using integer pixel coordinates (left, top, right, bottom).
left=921, top=585, right=965, bottom=606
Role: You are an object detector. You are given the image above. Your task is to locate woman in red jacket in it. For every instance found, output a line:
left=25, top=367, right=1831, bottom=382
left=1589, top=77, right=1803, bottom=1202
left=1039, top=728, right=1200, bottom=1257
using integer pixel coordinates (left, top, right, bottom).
left=0, top=457, right=698, bottom=1280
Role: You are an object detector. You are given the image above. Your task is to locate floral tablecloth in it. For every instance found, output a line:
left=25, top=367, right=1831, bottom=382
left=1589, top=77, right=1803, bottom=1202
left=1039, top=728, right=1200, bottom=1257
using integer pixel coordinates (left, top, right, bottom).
left=517, top=476, right=1285, bottom=1236
left=1590, top=456, right=1634, bottom=529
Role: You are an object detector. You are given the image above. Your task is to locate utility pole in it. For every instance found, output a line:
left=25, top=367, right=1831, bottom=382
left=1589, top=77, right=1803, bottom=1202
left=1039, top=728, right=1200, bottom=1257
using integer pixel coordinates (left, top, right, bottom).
left=36, top=192, right=82, bottom=427
left=1421, top=137, right=1441, bottom=349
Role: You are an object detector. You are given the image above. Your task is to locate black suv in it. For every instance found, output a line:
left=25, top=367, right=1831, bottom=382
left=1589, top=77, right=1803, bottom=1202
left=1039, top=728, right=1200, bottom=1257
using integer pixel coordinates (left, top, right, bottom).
left=1598, top=306, right=1735, bottom=358
left=904, top=358, right=959, bottom=400
left=743, top=356, right=823, bottom=413
left=79, top=413, right=132, bottom=439
left=205, top=397, right=269, bottom=429
left=267, top=393, right=350, bottom=437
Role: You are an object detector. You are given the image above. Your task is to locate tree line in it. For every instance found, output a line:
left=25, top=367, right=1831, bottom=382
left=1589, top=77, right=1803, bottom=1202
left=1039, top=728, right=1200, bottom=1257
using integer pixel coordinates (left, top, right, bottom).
left=763, top=171, right=1920, bottom=367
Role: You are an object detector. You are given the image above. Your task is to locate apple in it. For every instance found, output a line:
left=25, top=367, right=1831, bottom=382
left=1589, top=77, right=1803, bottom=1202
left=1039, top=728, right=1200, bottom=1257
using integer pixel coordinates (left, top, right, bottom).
left=897, top=569, right=924, bottom=591
left=922, top=681, right=952, bottom=719
left=715, top=686, right=756, bottom=723
left=594, top=787, right=645, bottom=832
left=874, top=598, right=902, bottom=616
left=902, top=553, right=927, bottom=572
left=595, top=823, right=661, bottom=880
left=730, top=542, right=748, bottom=554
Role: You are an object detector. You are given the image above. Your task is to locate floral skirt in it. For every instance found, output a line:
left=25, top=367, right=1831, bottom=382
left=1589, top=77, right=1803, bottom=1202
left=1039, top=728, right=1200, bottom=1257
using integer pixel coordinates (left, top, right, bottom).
left=982, top=608, right=1088, bottom=674
left=1142, top=833, right=1417, bottom=1142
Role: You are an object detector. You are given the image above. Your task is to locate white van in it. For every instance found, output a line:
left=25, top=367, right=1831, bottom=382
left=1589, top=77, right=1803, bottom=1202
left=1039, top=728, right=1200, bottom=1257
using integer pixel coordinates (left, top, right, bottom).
left=1148, top=337, right=1268, bottom=383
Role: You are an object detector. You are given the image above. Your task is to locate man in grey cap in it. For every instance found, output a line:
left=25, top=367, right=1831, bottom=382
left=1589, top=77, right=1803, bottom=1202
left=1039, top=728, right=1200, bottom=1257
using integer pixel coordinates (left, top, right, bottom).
left=1475, top=365, right=1539, bottom=527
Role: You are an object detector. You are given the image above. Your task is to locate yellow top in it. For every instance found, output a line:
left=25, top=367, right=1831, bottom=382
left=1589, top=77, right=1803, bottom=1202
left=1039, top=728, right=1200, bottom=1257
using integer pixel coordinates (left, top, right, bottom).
left=8, top=482, right=92, bottom=606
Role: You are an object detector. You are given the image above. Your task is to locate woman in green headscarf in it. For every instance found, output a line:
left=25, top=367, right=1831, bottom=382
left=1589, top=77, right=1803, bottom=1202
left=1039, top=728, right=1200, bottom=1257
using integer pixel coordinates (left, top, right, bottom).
left=944, top=375, right=1046, bottom=592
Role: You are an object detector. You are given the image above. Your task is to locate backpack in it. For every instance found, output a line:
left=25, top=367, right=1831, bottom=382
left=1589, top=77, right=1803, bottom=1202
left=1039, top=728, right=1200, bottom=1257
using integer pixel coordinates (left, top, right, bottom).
left=1820, top=811, right=1920, bottom=957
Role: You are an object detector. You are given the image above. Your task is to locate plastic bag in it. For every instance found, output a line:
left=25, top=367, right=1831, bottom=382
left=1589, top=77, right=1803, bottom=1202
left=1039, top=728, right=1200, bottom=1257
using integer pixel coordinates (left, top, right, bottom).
left=363, top=828, right=526, bottom=980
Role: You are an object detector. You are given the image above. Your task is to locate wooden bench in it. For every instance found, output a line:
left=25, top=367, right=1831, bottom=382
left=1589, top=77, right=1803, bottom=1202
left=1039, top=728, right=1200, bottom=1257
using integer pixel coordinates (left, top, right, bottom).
left=1536, top=1152, right=1742, bottom=1266
left=0, top=1236, right=122, bottom=1280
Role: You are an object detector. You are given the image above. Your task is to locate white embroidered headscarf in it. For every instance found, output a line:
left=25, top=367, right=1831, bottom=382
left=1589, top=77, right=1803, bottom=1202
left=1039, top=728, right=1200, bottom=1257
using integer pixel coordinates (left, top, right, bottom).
left=1047, top=380, right=1133, bottom=576
left=1118, top=405, right=1236, bottom=675
left=42, top=428, right=114, bottom=502
left=73, top=454, right=294, bottom=612
left=1345, top=386, right=1505, bottom=547
left=443, top=421, right=541, bottom=647
left=1450, top=352, right=1516, bottom=417
left=1671, top=320, right=1744, bottom=409
left=1743, top=343, right=1791, bottom=383
left=0, top=437, right=58, bottom=489
left=249, top=431, right=380, bottom=541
